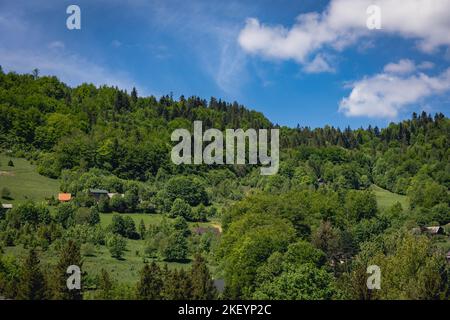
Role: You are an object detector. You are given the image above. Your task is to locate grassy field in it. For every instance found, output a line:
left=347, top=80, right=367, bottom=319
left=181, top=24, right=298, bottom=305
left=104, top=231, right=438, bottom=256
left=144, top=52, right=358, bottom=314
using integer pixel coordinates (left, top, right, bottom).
left=371, top=185, right=409, bottom=212
left=3, top=211, right=220, bottom=286
left=0, top=153, right=60, bottom=205
left=3, top=240, right=192, bottom=286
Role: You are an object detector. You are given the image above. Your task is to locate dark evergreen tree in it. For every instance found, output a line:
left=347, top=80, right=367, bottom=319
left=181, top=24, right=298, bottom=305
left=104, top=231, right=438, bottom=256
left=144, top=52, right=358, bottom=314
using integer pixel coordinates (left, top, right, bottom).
left=49, top=240, right=83, bottom=300
left=17, top=249, right=47, bottom=300
left=190, top=254, right=216, bottom=300
left=136, top=262, right=163, bottom=300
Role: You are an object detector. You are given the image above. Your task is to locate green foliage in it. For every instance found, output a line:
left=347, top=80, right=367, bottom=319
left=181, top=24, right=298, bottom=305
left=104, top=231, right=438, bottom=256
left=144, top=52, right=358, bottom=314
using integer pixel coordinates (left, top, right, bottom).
left=344, top=190, right=378, bottom=222
left=1, top=187, right=12, bottom=200
left=408, top=176, right=449, bottom=209
left=164, top=176, right=209, bottom=207
left=163, top=231, right=188, bottom=262
left=49, top=240, right=83, bottom=300
left=253, top=263, right=337, bottom=300
left=0, top=70, right=449, bottom=300
left=346, top=231, right=449, bottom=300
left=169, top=198, right=192, bottom=220
left=97, top=268, right=114, bottom=299
left=109, top=213, right=138, bottom=239
left=17, top=249, right=46, bottom=300
left=55, top=202, right=75, bottom=228
left=136, top=262, right=163, bottom=299
left=219, top=212, right=296, bottom=298
left=107, top=234, right=127, bottom=259
left=190, top=254, right=216, bottom=299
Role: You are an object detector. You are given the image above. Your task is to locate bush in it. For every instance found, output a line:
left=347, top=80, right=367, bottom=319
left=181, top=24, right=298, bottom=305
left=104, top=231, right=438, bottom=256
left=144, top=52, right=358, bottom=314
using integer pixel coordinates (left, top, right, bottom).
left=81, top=242, right=97, bottom=257
left=7, top=160, right=14, bottom=167
left=107, top=234, right=127, bottom=259
left=109, top=214, right=138, bottom=239
left=110, top=194, right=127, bottom=213
left=169, top=198, right=192, bottom=220
left=165, top=176, right=209, bottom=206
left=1, top=187, right=12, bottom=200
left=163, top=230, right=188, bottom=261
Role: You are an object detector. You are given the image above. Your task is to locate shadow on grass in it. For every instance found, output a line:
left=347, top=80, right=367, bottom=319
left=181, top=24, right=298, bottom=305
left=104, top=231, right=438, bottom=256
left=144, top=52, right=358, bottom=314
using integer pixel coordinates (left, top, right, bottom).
left=164, top=258, right=191, bottom=264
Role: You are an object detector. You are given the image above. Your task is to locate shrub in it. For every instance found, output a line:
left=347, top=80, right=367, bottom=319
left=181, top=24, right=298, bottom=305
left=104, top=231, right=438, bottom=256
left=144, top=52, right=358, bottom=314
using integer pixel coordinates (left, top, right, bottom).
left=1, top=187, right=12, bottom=200
left=107, top=234, right=127, bottom=259
left=81, top=242, right=97, bottom=257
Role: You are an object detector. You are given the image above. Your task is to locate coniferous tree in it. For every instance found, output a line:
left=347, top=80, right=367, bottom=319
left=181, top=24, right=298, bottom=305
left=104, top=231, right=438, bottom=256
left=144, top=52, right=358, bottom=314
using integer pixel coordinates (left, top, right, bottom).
left=190, top=254, right=216, bottom=300
left=49, top=240, right=83, bottom=300
left=131, top=87, right=138, bottom=104
left=136, top=262, right=163, bottom=300
left=98, top=268, right=114, bottom=300
left=162, top=268, right=192, bottom=300
left=139, top=219, right=146, bottom=240
left=17, top=248, right=46, bottom=300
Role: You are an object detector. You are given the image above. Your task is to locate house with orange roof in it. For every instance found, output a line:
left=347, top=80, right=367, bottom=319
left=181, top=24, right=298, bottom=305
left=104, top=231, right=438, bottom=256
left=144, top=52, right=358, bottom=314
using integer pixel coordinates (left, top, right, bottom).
left=58, top=193, right=72, bottom=202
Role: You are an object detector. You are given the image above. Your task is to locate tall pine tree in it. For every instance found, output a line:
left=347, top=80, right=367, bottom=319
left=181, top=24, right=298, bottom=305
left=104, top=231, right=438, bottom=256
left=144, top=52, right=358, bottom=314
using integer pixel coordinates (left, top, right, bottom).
left=190, top=254, right=216, bottom=300
left=49, top=240, right=83, bottom=300
left=136, top=262, right=163, bottom=300
left=17, top=248, right=46, bottom=300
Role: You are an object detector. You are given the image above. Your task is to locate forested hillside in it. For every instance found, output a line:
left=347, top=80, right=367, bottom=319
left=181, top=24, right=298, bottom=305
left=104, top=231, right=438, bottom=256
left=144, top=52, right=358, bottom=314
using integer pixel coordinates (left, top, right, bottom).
left=0, top=69, right=449, bottom=300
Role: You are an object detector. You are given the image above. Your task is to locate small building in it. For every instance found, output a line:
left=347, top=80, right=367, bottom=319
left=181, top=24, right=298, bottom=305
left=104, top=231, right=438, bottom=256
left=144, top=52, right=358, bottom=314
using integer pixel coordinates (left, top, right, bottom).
left=107, top=193, right=124, bottom=199
left=1, top=203, right=12, bottom=210
left=58, top=193, right=72, bottom=202
left=425, top=226, right=445, bottom=235
left=213, top=279, right=225, bottom=294
left=412, top=226, right=445, bottom=236
left=89, top=189, right=109, bottom=201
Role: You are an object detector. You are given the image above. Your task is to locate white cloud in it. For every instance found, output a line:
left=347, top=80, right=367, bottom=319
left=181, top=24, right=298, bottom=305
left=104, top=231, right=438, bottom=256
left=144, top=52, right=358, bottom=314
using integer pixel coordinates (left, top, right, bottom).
left=238, top=0, right=450, bottom=70
left=339, top=65, right=450, bottom=118
left=417, top=61, right=435, bottom=70
left=383, top=59, right=416, bottom=74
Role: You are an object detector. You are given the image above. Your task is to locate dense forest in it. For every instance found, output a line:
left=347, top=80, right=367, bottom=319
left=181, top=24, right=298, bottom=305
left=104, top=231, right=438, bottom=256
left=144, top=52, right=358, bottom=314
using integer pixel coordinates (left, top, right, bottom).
left=0, top=68, right=449, bottom=300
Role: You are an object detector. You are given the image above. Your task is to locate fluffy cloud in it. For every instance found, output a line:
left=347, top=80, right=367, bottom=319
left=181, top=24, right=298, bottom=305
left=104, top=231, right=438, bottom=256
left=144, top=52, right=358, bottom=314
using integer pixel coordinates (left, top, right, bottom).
left=339, top=65, right=450, bottom=118
left=383, top=59, right=416, bottom=74
left=238, top=0, right=450, bottom=68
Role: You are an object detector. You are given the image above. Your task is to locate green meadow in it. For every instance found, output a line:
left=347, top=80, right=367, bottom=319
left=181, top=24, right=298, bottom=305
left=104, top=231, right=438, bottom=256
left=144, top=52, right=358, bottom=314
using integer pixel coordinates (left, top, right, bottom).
left=371, top=184, right=409, bottom=212
left=0, top=153, right=60, bottom=205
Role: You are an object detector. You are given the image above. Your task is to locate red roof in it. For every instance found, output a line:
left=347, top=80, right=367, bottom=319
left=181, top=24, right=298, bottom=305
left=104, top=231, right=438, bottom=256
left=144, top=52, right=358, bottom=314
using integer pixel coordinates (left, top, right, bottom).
left=58, top=193, right=72, bottom=201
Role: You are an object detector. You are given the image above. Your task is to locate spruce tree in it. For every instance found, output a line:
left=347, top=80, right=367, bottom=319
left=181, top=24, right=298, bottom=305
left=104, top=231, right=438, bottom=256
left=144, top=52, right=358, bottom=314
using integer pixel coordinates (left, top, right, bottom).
left=98, top=268, right=114, bottom=300
left=131, top=87, right=138, bottom=104
left=50, top=240, right=83, bottom=300
left=17, top=248, right=46, bottom=300
left=136, top=262, right=163, bottom=300
left=139, top=219, right=146, bottom=240
left=190, top=254, right=216, bottom=300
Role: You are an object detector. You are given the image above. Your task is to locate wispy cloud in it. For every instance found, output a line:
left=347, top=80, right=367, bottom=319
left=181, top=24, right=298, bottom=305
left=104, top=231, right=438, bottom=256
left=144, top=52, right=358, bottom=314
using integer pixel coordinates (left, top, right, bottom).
left=0, top=8, right=147, bottom=95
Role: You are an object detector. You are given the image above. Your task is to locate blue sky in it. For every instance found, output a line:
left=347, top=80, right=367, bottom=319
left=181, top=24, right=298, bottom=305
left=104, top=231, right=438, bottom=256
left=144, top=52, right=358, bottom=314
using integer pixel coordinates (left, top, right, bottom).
left=0, top=0, right=449, bottom=128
